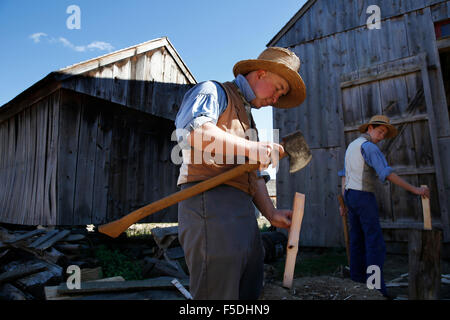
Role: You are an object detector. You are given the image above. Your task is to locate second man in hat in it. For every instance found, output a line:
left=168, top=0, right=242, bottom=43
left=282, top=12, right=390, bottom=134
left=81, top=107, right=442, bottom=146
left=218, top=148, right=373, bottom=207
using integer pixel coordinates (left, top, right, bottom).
left=339, top=115, right=430, bottom=299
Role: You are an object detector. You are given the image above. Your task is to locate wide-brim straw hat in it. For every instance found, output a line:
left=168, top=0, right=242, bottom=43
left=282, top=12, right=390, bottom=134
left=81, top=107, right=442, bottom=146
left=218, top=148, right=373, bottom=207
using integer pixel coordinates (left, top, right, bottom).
left=233, top=47, right=306, bottom=109
left=358, top=115, right=398, bottom=139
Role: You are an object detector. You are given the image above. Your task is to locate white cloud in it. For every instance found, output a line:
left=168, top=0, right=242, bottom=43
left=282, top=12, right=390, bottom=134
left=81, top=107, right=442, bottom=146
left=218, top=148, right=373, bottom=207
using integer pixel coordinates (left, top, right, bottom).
left=29, top=33, right=114, bottom=53
left=30, top=32, right=47, bottom=43
left=87, top=41, right=114, bottom=51
left=58, top=37, right=73, bottom=48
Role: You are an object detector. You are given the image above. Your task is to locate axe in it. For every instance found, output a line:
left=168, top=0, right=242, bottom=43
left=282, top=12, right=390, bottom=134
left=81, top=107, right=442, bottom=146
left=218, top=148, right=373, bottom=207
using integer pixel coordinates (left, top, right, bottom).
left=98, top=130, right=312, bottom=238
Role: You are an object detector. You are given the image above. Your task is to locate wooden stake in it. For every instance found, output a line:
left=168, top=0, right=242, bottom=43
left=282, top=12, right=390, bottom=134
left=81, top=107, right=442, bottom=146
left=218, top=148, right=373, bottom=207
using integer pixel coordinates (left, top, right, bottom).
left=282, top=192, right=305, bottom=289
left=421, top=185, right=432, bottom=230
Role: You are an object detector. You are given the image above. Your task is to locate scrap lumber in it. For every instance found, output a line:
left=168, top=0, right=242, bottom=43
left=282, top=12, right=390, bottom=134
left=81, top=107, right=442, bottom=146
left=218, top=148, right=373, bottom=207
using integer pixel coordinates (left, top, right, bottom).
left=54, top=243, right=86, bottom=252
left=0, top=249, right=9, bottom=259
left=62, top=234, right=86, bottom=242
left=34, top=230, right=71, bottom=251
left=152, top=226, right=179, bottom=249
left=0, top=283, right=30, bottom=300
left=163, top=252, right=188, bottom=278
left=56, top=276, right=189, bottom=295
left=283, top=192, right=305, bottom=289
left=143, top=257, right=187, bottom=279
left=386, top=282, right=408, bottom=288
left=4, top=229, right=46, bottom=244
left=0, top=263, right=47, bottom=284
left=45, top=276, right=125, bottom=300
left=165, top=246, right=185, bottom=260
left=28, top=230, right=59, bottom=248
left=80, top=267, right=103, bottom=282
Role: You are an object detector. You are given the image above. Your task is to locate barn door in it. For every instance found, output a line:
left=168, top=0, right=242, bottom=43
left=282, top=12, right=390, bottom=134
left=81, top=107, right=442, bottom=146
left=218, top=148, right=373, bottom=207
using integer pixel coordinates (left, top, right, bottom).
left=340, top=53, right=449, bottom=240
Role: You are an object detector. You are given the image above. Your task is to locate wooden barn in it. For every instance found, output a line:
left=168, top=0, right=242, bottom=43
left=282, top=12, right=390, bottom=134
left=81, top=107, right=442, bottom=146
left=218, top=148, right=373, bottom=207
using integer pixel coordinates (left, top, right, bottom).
left=268, top=0, right=450, bottom=246
left=0, top=37, right=196, bottom=226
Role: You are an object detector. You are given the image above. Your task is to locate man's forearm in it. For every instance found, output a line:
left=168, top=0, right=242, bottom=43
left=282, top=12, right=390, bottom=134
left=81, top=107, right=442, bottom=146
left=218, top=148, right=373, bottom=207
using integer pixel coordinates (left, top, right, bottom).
left=252, top=178, right=275, bottom=220
left=386, top=172, right=416, bottom=193
left=188, top=122, right=253, bottom=158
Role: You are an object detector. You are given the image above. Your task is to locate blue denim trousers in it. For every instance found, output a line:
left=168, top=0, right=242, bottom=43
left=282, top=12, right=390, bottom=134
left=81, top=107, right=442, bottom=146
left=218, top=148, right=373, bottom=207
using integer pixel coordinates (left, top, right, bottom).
left=344, top=189, right=388, bottom=295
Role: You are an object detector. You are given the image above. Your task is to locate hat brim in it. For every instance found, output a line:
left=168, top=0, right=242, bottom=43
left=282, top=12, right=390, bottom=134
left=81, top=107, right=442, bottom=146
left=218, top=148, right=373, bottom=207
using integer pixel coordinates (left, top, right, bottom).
left=233, top=59, right=306, bottom=109
left=358, top=121, right=398, bottom=139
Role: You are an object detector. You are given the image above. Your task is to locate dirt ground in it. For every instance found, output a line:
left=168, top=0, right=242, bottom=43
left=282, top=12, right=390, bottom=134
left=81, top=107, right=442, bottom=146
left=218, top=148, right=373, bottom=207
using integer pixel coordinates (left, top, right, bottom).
left=259, top=249, right=450, bottom=300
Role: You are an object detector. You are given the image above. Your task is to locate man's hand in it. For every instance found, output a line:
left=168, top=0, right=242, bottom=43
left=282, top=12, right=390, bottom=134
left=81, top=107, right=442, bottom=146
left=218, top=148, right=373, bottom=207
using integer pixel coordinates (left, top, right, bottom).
left=414, top=186, right=430, bottom=199
left=248, top=141, right=284, bottom=171
left=266, top=208, right=292, bottom=230
left=339, top=205, right=348, bottom=217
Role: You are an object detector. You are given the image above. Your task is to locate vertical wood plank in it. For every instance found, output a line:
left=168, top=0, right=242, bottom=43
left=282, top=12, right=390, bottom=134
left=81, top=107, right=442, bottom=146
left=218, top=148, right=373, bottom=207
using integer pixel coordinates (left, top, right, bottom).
left=73, top=95, right=98, bottom=225
left=57, top=90, right=82, bottom=225
left=92, top=101, right=113, bottom=224
left=49, top=90, right=60, bottom=224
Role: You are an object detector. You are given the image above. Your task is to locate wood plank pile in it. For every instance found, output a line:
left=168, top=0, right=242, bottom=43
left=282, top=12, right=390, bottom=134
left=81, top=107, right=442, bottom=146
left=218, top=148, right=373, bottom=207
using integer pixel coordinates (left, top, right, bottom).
left=0, top=224, right=191, bottom=300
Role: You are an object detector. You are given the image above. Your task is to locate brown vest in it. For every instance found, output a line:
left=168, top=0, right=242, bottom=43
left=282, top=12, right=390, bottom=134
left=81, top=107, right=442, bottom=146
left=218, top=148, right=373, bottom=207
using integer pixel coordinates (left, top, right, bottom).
left=177, top=81, right=259, bottom=196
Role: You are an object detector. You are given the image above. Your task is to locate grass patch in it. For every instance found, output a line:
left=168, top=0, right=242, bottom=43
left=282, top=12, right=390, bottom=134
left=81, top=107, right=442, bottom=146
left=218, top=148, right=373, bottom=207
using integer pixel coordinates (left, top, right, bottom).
left=271, top=248, right=348, bottom=279
left=125, top=222, right=178, bottom=239
left=94, top=244, right=143, bottom=280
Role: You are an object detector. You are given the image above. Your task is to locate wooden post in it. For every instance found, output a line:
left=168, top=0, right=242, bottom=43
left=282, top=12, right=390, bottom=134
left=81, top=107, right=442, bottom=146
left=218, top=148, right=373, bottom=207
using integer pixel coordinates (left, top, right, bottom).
left=282, top=192, right=305, bottom=289
left=408, top=229, right=442, bottom=300
left=421, top=185, right=432, bottom=230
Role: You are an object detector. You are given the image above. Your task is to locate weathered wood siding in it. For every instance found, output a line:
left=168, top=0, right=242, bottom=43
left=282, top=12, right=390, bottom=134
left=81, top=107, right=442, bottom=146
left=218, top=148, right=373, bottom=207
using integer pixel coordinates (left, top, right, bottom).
left=57, top=89, right=181, bottom=225
left=61, top=46, right=192, bottom=121
left=273, top=0, right=450, bottom=246
left=0, top=91, right=60, bottom=225
left=0, top=38, right=196, bottom=226
left=0, top=87, right=185, bottom=225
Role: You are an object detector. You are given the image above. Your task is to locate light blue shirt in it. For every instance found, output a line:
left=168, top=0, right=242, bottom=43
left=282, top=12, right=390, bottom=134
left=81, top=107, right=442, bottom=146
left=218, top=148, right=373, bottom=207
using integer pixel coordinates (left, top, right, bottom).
left=175, top=74, right=255, bottom=140
left=338, top=141, right=393, bottom=182
left=174, top=74, right=270, bottom=182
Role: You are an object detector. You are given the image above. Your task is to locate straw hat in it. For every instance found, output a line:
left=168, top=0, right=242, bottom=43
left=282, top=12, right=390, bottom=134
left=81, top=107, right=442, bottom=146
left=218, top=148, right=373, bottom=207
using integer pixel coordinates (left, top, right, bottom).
left=358, top=115, right=398, bottom=138
left=233, top=47, right=306, bottom=109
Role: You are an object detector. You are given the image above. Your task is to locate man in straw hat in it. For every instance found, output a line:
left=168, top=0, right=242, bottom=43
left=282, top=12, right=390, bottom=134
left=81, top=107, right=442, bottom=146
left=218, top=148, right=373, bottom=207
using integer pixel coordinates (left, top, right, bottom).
left=339, top=115, right=430, bottom=299
left=174, top=47, right=306, bottom=299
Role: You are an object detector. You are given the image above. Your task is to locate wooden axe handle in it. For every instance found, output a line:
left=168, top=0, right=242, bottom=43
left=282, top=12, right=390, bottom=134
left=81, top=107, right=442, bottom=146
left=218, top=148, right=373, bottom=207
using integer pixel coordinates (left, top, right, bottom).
left=98, top=162, right=260, bottom=238
left=338, top=195, right=350, bottom=266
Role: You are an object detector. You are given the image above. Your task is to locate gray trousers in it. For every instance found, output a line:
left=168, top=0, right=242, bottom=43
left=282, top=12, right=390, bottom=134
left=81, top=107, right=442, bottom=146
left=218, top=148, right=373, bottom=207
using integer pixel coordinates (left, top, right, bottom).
left=178, top=183, right=264, bottom=300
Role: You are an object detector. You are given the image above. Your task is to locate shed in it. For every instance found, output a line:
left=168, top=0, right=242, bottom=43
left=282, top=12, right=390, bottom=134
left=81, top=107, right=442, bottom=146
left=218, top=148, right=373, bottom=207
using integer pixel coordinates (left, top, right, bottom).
left=0, top=37, right=196, bottom=226
left=268, top=0, right=450, bottom=246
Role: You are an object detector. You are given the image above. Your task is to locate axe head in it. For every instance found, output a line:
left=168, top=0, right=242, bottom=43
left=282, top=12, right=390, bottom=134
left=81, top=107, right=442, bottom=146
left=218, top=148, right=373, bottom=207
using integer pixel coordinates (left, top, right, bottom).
left=282, top=130, right=312, bottom=173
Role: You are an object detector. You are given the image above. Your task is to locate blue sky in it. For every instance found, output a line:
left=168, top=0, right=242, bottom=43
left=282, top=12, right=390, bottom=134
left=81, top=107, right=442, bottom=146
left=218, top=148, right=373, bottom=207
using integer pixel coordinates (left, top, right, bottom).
left=0, top=0, right=307, bottom=176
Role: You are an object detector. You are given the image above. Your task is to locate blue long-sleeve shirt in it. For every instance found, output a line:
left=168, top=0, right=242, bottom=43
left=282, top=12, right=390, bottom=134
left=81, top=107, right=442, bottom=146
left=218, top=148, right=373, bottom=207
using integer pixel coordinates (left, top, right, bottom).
left=338, top=141, right=393, bottom=182
left=174, top=74, right=270, bottom=181
left=175, top=74, right=256, bottom=141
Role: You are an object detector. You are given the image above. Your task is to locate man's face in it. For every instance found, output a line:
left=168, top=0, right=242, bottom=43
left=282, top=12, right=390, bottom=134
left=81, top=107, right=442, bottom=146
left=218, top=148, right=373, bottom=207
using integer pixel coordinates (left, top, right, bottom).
left=367, top=125, right=389, bottom=143
left=248, top=70, right=290, bottom=108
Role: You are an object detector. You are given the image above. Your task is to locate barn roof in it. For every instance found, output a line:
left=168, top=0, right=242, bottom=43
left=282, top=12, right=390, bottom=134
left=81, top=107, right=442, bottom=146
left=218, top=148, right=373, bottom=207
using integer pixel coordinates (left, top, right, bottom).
left=57, top=37, right=196, bottom=83
left=267, top=0, right=316, bottom=47
left=0, top=37, right=196, bottom=122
